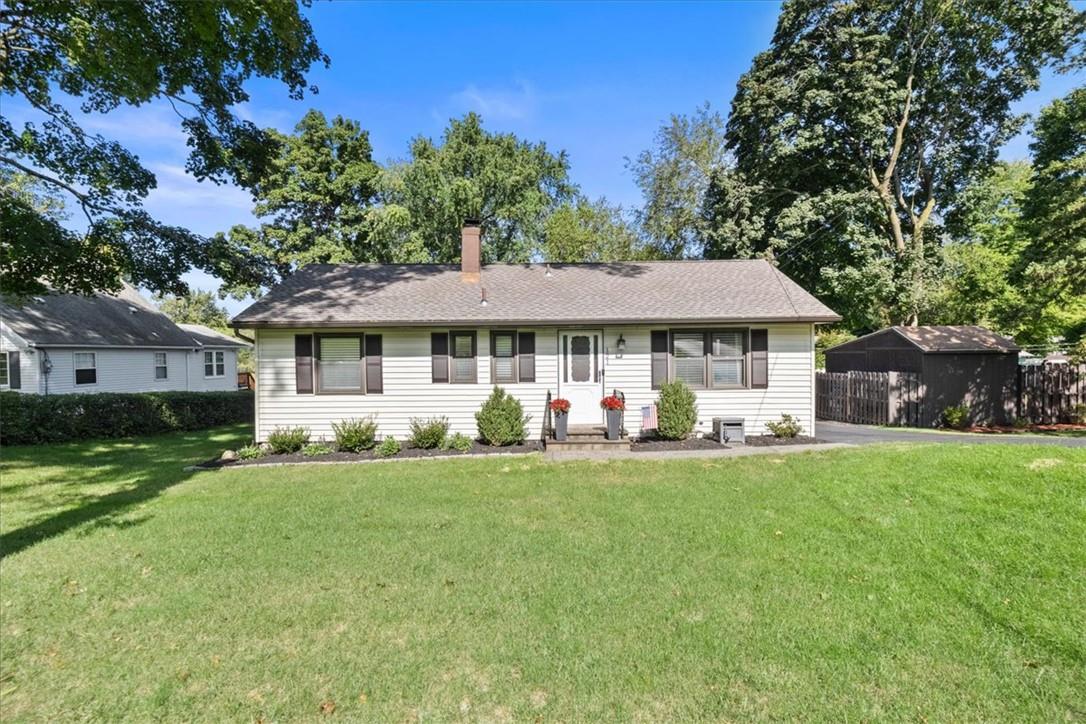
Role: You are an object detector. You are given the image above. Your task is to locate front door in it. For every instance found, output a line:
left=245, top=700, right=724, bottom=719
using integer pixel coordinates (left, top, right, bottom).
left=559, top=330, right=604, bottom=425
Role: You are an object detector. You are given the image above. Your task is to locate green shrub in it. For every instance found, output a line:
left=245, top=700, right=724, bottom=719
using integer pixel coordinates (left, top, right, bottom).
left=942, top=404, right=969, bottom=429
left=475, top=386, right=530, bottom=446
left=267, top=426, right=310, bottom=454
left=409, top=416, right=450, bottom=449
left=441, top=432, right=474, bottom=452
left=656, top=380, right=697, bottom=440
left=375, top=436, right=401, bottom=458
left=331, top=417, right=378, bottom=452
left=1064, top=403, right=1086, bottom=425
left=0, top=390, right=253, bottom=446
left=1013, top=416, right=1030, bottom=429
left=302, top=442, right=333, bottom=457
left=237, top=443, right=265, bottom=460
left=766, top=413, right=803, bottom=438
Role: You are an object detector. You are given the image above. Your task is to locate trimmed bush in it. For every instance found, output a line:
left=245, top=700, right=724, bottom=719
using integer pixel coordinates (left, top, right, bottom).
left=475, top=386, right=530, bottom=446
left=237, top=443, right=265, bottom=460
left=0, top=390, right=253, bottom=446
left=374, top=436, right=401, bottom=458
left=942, top=404, right=969, bottom=429
left=409, top=416, right=450, bottom=449
left=266, top=426, right=310, bottom=454
left=766, top=413, right=803, bottom=438
left=331, top=417, right=378, bottom=452
left=656, top=380, right=697, bottom=440
left=442, top=432, right=474, bottom=452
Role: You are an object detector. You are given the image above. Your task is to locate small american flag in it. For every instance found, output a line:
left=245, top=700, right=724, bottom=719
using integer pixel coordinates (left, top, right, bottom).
left=641, top=404, right=658, bottom=431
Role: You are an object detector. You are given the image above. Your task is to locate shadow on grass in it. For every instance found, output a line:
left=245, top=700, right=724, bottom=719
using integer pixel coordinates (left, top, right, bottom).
left=0, top=424, right=250, bottom=559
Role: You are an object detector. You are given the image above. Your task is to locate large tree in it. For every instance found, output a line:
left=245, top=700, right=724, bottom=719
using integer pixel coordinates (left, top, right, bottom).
left=155, top=289, right=231, bottom=328
left=0, top=0, right=327, bottom=297
left=710, top=0, right=1084, bottom=327
left=627, top=103, right=728, bottom=258
left=543, top=197, right=646, bottom=263
left=215, top=110, right=380, bottom=298
left=368, top=113, right=575, bottom=264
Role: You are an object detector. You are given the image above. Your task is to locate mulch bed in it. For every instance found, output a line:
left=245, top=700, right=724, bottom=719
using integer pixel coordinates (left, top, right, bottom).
left=197, top=440, right=543, bottom=468
left=631, top=434, right=826, bottom=452
left=958, top=423, right=1086, bottom=435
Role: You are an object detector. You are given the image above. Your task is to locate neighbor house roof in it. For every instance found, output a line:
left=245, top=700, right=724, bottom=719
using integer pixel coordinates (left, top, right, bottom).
left=829, top=325, right=1020, bottom=354
left=178, top=323, right=250, bottom=349
left=0, top=284, right=199, bottom=348
left=232, top=260, right=840, bottom=327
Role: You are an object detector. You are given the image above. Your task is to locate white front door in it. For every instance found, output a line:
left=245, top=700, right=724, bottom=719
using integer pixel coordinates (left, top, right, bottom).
left=559, top=330, right=604, bottom=425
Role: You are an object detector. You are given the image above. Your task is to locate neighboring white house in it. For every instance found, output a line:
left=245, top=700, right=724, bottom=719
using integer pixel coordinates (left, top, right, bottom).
left=0, top=284, right=249, bottom=395
left=232, top=223, right=840, bottom=442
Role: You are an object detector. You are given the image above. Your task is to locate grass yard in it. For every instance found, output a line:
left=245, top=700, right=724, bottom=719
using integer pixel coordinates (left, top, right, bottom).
left=2, top=429, right=1085, bottom=721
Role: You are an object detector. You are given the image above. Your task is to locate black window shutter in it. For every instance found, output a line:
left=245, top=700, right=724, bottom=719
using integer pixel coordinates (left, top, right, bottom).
left=295, top=335, right=314, bottom=394
left=365, top=335, right=383, bottom=393
left=650, top=331, right=668, bottom=389
left=8, top=351, right=20, bottom=390
left=750, top=329, right=768, bottom=389
left=518, top=332, right=535, bottom=383
left=431, top=332, right=449, bottom=383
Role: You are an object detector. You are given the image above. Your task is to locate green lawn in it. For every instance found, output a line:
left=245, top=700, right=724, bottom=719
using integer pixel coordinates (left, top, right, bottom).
left=2, top=429, right=1085, bottom=721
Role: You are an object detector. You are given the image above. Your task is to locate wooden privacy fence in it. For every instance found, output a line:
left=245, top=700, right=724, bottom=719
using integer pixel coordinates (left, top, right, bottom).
left=1019, top=364, right=1086, bottom=423
left=816, top=371, right=922, bottom=426
left=818, top=364, right=1085, bottom=427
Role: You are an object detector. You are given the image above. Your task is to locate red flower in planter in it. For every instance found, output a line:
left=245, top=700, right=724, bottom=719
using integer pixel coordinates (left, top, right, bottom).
left=599, top=395, right=625, bottom=411
left=549, top=398, right=571, bottom=414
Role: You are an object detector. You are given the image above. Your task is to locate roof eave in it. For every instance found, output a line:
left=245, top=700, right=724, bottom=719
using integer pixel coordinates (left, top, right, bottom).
left=233, top=314, right=842, bottom=329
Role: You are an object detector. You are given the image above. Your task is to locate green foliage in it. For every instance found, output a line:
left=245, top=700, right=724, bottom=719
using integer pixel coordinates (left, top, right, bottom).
left=543, top=197, right=646, bottom=262
left=475, top=386, right=530, bottom=446
left=942, top=405, right=970, bottom=430
left=1068, top=339, right=1086, bottom=365
left=1066, top=403, right=1086, bottom=426
left=441, top=432, right=475, bottom=453
left=408, top=416, right=450, bottom=449
left=816, top=328, right=857, bottom=369
left=0, top=1, right=327, bottom=297
left=709, top=0, right=1083, bottom=327
left=155, top=289, right=230, bottom=328
left=237, top=443, right=266, bottom=461
left=331, top=417, right=378, bottom=452
left=366, top=113, right=575, bottom=264
left=0, top=390, right=253, bottom=445
left=656, top=381, right=697, bottom=440
left=214, top=110, right=381, bottom=297
left=302, top=442, right=333, bottom=457
left=374, top=436, right=401, bottom=458
left=629, top=103, right=728, bottom=258
left=765, top=413, right=803, bottom=439
left=266, top=426, right=310, bottom=454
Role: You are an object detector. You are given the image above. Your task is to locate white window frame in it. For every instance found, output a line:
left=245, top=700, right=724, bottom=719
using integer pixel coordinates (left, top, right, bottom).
left=74, top=351, right=98, bottom=386
left=0, top=352, right=8, bottom=387
left=153, top=351, right=168, bottom=380
left=204, top=350, right=225, bottom=378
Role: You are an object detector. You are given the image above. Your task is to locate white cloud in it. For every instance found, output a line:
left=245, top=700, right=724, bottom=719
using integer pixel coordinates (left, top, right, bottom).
left=142, top=163, right=255, bottom=236
left=448, top=80, right=540, bottom=121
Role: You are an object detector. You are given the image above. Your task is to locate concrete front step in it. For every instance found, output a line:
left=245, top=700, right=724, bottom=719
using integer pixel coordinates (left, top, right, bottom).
left=546, top=438, right=630, bottom=452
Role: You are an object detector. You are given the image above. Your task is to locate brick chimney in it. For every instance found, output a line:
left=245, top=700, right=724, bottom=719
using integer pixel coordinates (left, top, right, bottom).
left=461, top=219, right=481, bottom=282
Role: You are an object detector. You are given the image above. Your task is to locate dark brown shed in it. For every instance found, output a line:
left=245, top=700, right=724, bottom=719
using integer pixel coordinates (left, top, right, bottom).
left=825, top=326, right=1020, bottom=426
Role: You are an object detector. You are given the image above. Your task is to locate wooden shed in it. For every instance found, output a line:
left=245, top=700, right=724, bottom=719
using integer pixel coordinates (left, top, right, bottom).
left=824, top=325, right=1020, bottom=426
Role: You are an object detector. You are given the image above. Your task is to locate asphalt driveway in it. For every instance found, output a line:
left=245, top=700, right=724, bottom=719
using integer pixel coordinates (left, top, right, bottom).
left=815, top=420, right=1086, bottom=447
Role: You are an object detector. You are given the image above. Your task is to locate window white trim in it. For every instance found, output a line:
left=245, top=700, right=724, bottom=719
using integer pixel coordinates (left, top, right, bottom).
left=0, top=352, right=8, bottom=387
left=204, top=350, right=225, bottom=378
left=74, top=351, right=98, bottom=386
left=153, top=351, right=168, bottom=380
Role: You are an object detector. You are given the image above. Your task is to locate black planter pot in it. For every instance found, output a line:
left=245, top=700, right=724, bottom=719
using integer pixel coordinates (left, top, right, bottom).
left=554, top=412, right=568, bottom=441
left=605, top=409, right=623, bottom=440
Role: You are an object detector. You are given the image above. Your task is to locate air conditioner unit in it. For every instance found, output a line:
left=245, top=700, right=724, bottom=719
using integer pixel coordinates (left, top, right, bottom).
left=712, top=417, right=745, bottom=444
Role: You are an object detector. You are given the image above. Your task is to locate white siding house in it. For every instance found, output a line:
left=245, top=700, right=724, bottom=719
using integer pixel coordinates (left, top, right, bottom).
left=235, top=223, right=838, bottom=444
left=0, top=286, right=247, bottom=395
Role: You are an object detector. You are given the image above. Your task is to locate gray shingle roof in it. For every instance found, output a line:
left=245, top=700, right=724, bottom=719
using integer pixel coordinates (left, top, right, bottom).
left=232, top=260, right=840, bottom=327
left=178, top=323, right=250, bottom=348
left=1, top=284, right=199, bottom=348
left=892, top=325, right=1020, bottom=353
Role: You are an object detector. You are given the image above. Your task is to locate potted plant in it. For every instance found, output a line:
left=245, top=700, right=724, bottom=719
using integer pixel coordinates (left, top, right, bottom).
left=600, top=394, right=625, bottom=440
left=549, top=398, right=571, bottom=441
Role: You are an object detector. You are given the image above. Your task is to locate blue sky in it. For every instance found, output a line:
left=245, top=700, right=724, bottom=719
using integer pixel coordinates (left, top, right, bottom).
left=7, top=1, right=1083, bottom=314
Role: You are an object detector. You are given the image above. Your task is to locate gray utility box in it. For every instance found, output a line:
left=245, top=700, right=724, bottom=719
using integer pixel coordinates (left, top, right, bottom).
left=712, top=417, right=745, bottom=444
